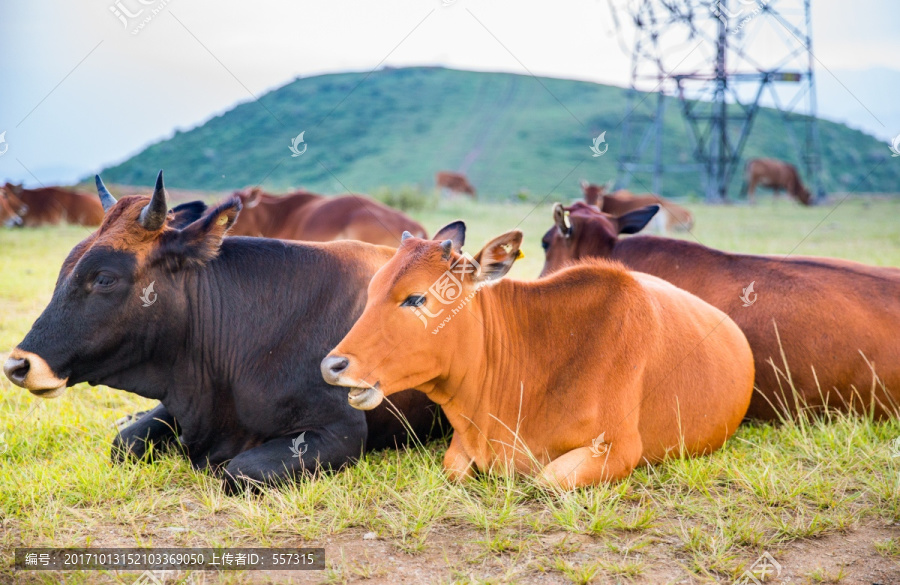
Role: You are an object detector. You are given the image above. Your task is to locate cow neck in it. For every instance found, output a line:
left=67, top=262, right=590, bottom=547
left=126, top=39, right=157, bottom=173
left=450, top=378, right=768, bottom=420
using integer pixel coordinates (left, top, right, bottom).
left=263, top=193, right=320, bottom=234
left=182, top=263, right=239, bottom=391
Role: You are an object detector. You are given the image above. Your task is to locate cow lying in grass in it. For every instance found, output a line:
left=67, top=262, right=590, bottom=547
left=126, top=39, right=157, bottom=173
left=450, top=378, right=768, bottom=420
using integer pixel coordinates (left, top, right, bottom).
left=540, top=201, right=900, bottom=420
left=321, top=222, right=754, bottom=488
left=580, top=181, right=694, bottom=232
left=230, top=187, right=428, bottom=245
left=3, top=172, right=443, bottom=491
left=0, top=182, right=104, bottom=227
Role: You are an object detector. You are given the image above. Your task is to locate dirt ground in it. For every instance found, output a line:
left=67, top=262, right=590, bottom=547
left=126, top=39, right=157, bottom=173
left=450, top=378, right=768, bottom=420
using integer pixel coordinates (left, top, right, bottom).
left=6, top=521, right=898, bottom=584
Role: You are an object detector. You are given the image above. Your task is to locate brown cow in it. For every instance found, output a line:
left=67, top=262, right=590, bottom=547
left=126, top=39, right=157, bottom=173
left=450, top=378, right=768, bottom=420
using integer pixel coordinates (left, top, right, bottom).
left=435, top=171, right=476, bottom=198
left=743, top=158, right=813, bottom=205
left=229, top=187, right=427, bottom=245
left=580, top=181, right=694, bottom=232
left=321, top=223, right=754, bottom=488
left=540, top=202, right=900, bottom=420
left=0, top=186, right=27, bottom=227
left=0, top=183, right=103, bottom=226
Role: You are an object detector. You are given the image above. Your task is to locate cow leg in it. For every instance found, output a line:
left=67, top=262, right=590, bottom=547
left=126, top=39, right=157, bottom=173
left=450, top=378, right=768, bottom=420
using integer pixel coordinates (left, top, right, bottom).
left=111, top=403, right=181, bottom=464
left=222, top=421, right=366, bottom=492
left=442, top=432, right=476, bottom=481
left=747, top=179, right=757, bottom=204
left=539, top=437, right=643, bottom=490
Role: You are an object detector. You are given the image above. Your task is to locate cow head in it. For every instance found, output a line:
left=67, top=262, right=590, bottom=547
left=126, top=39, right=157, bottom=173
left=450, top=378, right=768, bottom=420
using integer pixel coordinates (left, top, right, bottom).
left=580, top=180, right=608, bottom=207
left=0, top=185, right=28, bottom=227
left=540, top=201, right=659, bottom=277
left=3, top=171, right=240, bottom=398
left=321, top=221, right=522, bottom=410
left=796, top=184, right=813, bottom=206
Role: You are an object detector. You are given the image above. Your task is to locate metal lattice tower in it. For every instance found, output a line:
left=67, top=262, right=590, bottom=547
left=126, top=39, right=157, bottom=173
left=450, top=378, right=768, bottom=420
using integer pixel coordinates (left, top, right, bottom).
left=610, top=0, right=824, bottom=202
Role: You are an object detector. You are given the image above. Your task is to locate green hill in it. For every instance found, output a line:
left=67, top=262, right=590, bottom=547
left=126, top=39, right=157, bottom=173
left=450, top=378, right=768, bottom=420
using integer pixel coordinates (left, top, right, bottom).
left=97, top=67, right=899, bottom=200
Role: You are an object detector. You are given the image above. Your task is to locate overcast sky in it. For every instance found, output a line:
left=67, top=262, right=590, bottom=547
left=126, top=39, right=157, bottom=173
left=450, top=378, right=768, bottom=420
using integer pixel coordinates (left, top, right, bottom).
left=1, top=0, right=898, bottom=186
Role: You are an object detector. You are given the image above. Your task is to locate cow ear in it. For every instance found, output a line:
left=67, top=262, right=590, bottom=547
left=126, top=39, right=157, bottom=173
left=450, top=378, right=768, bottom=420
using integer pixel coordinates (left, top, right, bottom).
left=154, top=198, right=241, bottom=268
left=433, top=220, right=465, bottom=252
left=472, top=230, right=524, bottom=283
left=169, top=201, right=208, bottom=229
left=617, top=204, right=659, bottom=235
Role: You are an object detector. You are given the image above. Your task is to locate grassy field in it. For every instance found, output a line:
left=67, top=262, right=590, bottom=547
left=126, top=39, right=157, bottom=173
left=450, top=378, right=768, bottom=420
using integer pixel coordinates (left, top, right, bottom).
left=1, top=195, right=899, bottom=584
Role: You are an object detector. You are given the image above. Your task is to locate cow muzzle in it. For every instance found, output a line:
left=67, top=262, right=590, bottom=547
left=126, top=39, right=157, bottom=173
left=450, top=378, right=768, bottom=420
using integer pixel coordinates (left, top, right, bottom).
left=3, top=349, right=67, bottom=398
left=320, top=354, right=384, bottom=410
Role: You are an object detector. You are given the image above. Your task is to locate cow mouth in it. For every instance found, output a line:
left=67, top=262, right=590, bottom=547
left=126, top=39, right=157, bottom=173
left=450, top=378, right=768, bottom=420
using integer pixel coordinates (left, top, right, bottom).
left=347, top=383, right=384, bottom=410
left=29, top=385, right=67, bottom=399
left=3, top=349, right=68, bottom=398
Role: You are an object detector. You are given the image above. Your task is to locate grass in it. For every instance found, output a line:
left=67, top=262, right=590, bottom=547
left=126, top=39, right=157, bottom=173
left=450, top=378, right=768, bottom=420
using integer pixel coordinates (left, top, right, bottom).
left=1, top=195, right=900, bottom=584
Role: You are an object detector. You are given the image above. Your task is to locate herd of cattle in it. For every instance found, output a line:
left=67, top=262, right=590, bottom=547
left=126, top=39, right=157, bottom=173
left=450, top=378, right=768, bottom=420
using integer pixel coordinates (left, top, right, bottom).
left=3, top=158, right=891, bottom=491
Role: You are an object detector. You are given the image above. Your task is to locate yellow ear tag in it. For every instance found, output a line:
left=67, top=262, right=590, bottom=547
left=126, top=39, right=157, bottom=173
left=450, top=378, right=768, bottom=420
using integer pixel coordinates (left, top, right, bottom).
left=216, top=214, right=228, bottom=226
left=515, top=249, right=525, bottom=260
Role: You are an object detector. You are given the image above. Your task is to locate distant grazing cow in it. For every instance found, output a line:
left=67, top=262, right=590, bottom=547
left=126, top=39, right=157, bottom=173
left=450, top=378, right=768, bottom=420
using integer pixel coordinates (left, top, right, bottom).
left=0, top=182, right=103, bottom=226
left=230, top=187, right=427, bottom=245
left=321, top=223, right=754, bottom=488
left=3, top=172, right=444, bottom=491
left=435, top=171, right=476, bottom=198
left=540, top=201, right=900, bottom=420
left=742, top=158, right=813, bottom=205
left=580, top=181, right=694, bottom=232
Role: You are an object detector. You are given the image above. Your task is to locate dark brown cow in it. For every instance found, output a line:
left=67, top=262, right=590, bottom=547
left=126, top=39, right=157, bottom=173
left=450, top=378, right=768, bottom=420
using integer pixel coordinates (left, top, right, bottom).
left=580, top=181, right=694, bottom=232
left=3, top=172, right=444, bottom=490
left=743, top=158, right=813, bottom=205
left=435, top=171, right=476, bottom=198
left=321, top=223, right=754, bottom=488
left=229, top=187, right=427, bottom=245
left=541, top=201, right=900, bottom=420
left=0, top=183, right=104, bottom=226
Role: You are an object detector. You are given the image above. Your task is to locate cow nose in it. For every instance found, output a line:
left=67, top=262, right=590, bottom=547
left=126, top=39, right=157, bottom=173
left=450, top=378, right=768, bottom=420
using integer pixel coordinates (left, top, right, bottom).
left=321, top=355, right=349, bottom=384
left=3, top=357, right=30, bottom=386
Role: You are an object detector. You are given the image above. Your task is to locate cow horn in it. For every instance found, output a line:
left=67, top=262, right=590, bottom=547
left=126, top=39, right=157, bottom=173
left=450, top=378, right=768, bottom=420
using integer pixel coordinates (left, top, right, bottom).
left=553, top=202, right=572, bottom=236
left=401, top=231, right=413, bottom=243
left=95, top=175, right=117, bottom=212
left=139, top=170, right=169, bottom=230
left=440, top=239, right=453, bottom=260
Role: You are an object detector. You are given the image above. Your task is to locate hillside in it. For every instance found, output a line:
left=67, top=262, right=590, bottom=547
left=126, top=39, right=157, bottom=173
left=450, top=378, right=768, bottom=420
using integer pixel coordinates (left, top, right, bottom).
left=97, top=67, right=899, bottom=200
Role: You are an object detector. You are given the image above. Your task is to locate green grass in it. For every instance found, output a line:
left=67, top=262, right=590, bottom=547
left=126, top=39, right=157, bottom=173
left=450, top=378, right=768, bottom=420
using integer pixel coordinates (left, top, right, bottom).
left=1, top=195, right=900, bottom=584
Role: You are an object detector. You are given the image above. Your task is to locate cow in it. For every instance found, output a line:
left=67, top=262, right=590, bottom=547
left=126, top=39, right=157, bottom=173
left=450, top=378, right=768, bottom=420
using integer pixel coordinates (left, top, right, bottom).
left=2, top=171, right=444, bottom=491
left=435, top=171, right=476, bottom=199
left=540, top=201, right=900, bottom=420
left=229, top=187, right=427, bottom=245
left=0, top=186, right=27, bottom=227
left=580, top=181, right=694, bottom=232
left=320, top=223, right=754, bottom=489
left=0, top=182, right=104, bottom=226
left=742, top=158, right=813, bottom=205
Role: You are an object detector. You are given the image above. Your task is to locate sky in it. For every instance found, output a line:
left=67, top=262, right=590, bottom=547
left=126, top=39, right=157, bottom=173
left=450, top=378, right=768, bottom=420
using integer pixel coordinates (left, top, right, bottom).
left=1, top=0, right=898, bottom=187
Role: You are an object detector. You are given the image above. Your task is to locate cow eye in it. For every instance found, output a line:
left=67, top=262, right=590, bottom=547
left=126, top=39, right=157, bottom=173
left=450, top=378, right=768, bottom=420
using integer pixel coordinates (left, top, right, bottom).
left=541, top=239, right=550, bottom=252
left=93, top=272, right=117, bottom=288
left=401, top=294, right=426, bottom=308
